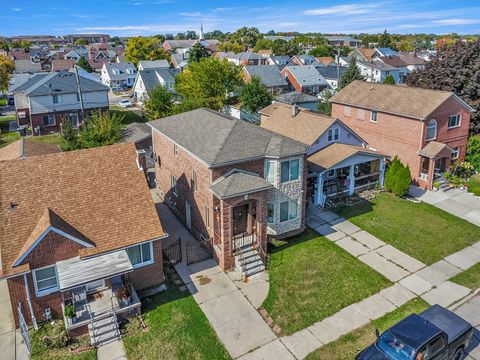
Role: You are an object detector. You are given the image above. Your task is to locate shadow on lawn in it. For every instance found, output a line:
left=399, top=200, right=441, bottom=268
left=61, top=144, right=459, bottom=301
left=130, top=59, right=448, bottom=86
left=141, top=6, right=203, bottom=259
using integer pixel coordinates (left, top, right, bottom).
left=333, top=198, right=375, bottom=220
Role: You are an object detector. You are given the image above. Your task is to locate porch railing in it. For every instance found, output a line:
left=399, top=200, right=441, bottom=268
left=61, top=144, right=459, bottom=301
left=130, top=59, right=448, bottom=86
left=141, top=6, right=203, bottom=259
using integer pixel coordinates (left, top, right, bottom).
left=232, top=233, right=256, bottom=254
left=86, top=304, right=95, bottom=346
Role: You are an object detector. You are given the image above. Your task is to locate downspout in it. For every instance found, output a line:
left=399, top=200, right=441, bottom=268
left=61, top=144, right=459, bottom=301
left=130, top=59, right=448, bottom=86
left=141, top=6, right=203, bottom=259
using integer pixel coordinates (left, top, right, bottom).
left=23, top=273, right=38, bottom=330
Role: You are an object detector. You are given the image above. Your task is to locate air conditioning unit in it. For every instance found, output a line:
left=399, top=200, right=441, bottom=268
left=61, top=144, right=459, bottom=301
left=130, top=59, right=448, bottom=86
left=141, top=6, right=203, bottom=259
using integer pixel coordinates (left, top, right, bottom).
left=44, top=308, right=52, bottom=322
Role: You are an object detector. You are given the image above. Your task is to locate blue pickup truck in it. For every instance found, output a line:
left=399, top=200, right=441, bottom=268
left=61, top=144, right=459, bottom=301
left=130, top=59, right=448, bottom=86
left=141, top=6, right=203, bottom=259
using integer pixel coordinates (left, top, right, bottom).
left=356, top=305, right=473, bottom=360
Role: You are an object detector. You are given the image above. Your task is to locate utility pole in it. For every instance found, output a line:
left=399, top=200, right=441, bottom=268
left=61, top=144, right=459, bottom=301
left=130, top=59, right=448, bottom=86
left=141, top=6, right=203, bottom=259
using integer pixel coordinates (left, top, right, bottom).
left=336, top=44, right=340, bottom=90
left=74, top=65, right=85, bottom=119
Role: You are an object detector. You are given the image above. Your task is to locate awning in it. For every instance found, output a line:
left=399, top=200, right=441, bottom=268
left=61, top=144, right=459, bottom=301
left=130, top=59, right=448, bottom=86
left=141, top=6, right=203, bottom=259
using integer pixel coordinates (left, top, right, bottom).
left=210, top=171, right=273, bottom=200
left=56, top=250, right=133, bottom=291
left=418, top=141, right=453, bottom=159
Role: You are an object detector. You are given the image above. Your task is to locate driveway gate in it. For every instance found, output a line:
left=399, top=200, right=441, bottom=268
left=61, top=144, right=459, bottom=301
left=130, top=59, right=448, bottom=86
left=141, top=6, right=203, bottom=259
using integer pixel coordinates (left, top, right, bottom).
left=17, top=303, right=30, bottom=354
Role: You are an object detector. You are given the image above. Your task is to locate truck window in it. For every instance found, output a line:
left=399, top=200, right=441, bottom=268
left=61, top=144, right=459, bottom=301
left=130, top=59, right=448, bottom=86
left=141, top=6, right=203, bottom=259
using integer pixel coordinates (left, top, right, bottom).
left=416, top=347, right=428, bottom=360
left=428, top=336, right=445, bottom=357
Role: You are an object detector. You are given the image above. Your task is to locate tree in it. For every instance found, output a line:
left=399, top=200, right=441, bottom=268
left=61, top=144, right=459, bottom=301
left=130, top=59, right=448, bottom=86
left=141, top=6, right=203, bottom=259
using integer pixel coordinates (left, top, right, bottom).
left=338, top=57, right=364, bottom=90
left=175, top=57, right=243, bottom=110
left=76, top=56, right=92, bottom=72
left=79, top=111, right=124, bottom=148
left=229, top=27, right=262, bottom=50
left=175, top=33, right=186, bottom=40
left=466, top=136, right=480, bottom=172
left=309, top=45, right=332, bottom=58
left=125, top=36, right=167, bottom=66
left=60, top=117, right=81, bottom=150
left=384, top=157, right=401, bottom=191
left=188, top=42, right=210, bottom=63
left=317, top=90, right=333, bottom=116
left=239, top=76, right=273, bottom=114
left=397, top=39, right=415, bottom=52
left=0, top=55, right=15, bottom=93
left=218, top=42, right=244, bottom=54
left=407, top=40, right=480, bottom=133
left=185, top=30, right=197, bottom=40
left=393, top=165, right=412, bottom=197
left=383, top=74, right=396, bottom=84
left=74, top=38, right=88, bottom=46
left=143, top=86, right=174, bottom=120
left=110, top=36, right=124, bottom=47
left=378, top=29, right=396, bottom=50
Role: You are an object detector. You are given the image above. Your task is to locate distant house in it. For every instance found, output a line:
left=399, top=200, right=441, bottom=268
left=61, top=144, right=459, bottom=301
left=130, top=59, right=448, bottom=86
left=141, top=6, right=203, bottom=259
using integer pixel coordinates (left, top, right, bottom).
left=243, top=65, right=288, bottom=95
left=374, top=47, right=400, bottom=58
left=331, top=81, right=475, bottom=190
left=257, top=49, right=273, bottom=57
left=291, top=54, right=318, bottom=66
left=315, top=57, right=336, bottom=67
left=162, top=39, right=219, bottom=53
left=12, top=71, right=109, bottom=133
left=398, top=53, right=427, bottom=72
left=133, top=68, right=180, bottom=105
left=281, top=65, right=329, bottom=96
left=171, top=53, right=189, bottom=70
left=51, top=59, right=76, bottom=72
left=349, top=48, right=376, bottom=62
left=337, top=56, right=350, bottom=67
left=14, top=60, right=42, bottom=74
left=227, top=52, right=266, bottom=66
left=101, top=62, right=137, bottom=90
left=138, top=60, right=170, bottom=70
left=274, top=91, right=320, bottom=112
left=267, top=55, right=292, bottom=67
left=64, top=46, right=89, bottom=61
left=0, top=137, right=61, bottom=161
left=260, top=102, right=387, bottom=207
left=315, top=66, right=347, bottom=91
left=325, top=36, right=361, bottom=47
left=356, top=60, right=401, bottom=83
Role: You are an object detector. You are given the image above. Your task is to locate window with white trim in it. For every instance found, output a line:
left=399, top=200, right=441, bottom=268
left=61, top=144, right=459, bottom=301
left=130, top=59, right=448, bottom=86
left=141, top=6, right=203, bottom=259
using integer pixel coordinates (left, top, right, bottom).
left=33, top=265, right=59, bottom=296
left=426, top=119, right=437, bottom=140
left=52, top=94, right=62, bottom=104
left=451, top=146, right=460, bottom=160
left=448, top=114, right=461, bottom=128
left=280, top=159, right=300, bottom=183
left=267, top=202, right=275, bottom=223
left=43, top=114, right=55, bottom=126
left=370, top=110, right=378, bottom=123
left=280, top=200, right=298, bottom=222
left=327, top=169, right=336, bottom=178
left=126, top=242, right=153, bottom=268
left=265, top=160, right=276, bottom=184
left=171, top=175, right=177, bottom=196
left=327, top=127, right=340, bottom=142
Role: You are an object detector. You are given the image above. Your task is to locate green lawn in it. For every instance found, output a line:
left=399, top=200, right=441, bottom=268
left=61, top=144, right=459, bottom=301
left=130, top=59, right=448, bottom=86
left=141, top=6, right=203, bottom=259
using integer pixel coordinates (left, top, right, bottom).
left=0, top=98, right=7, bottom=106
left=467, top=175, right=480, bottom=196
left=123, top=280, right=231, bottom=360
left=262, top=228, right=391, bottom=335
left=336, top=193, right=480, bottom=265
left=306, top=298, right=429, bottom=360
left=451, top=263, right=480, bottom=290
left=110, top=105, right=146, bottom=126
left=30, top=321, right=96, bottom=360
left=0, top=132, right=20, bottom=148
left=33, top=134, right=67, bottom=149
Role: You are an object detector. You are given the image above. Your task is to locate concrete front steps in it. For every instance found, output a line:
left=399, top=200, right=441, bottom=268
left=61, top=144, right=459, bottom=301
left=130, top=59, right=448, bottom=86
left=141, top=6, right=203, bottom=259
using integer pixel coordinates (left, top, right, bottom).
left=235, top=246, right=265, bottom=278
left=88, top=314, right=120, bottom=347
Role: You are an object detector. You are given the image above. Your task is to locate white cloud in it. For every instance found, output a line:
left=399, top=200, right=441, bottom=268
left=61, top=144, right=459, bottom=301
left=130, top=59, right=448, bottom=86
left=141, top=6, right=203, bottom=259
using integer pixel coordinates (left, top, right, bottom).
left=432, top=18, right=480, bottom=25
left=304, top=4, right=374, bottom=16
left=180, top=12, right=202, bottom=17
left=12, top=8, right=21, bottom=11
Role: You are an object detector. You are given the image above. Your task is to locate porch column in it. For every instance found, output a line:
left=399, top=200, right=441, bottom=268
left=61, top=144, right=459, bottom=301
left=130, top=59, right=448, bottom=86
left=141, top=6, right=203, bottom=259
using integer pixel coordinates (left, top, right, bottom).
left=379, top=158, right=385, bottom=187
left=348, top=164, right=355, bottom=195
left=219, top=199, right=233, bottom=270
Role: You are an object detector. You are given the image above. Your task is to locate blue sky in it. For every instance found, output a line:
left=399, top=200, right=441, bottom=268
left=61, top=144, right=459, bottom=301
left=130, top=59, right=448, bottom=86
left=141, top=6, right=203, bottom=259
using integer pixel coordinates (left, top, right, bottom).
left=1, top=0, right=480, bottom=36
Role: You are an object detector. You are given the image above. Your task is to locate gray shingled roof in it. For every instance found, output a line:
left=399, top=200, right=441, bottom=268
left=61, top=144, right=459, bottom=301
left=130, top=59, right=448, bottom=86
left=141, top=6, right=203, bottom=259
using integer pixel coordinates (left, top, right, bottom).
left=244, top=65, right=288, bottom=87
left=137, top=68, right=180, bottom=92
left=210, top=170, right=273, bottom=199
left=23, top=71, right=109, bottom=96
left=148, top=108, right=307, bottom=167
left=230, top=52, right=264, bottom=61
left=121, top=122, right=151, bottom=144
left=138, top=60, right=170, bottom=70
left=275, top=91, right=319, bottom=104
left=285, top=65, right=329, bottom=87
left=103, top=62, right=136, bottom=81
left=315, top=66, right=346, bottom=80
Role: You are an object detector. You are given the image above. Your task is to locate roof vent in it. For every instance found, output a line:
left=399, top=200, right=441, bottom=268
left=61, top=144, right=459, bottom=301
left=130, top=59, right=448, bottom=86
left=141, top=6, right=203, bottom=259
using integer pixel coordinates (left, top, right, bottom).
left=8, top=201, right=18, bottom=210
left=291, top=103, right=299, bottom=117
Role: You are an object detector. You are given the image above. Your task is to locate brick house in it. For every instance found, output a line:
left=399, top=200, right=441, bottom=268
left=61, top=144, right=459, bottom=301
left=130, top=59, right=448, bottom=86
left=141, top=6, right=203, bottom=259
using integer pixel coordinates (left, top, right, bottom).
left=12, top=70, right=109, bottom=134
left=149, top=108, right=308, bottom=275
left=0, top=144, right=167, bottom=343
left=281, top=65, right=329, bottom=96
left=331, top=81, right=475, bottom=189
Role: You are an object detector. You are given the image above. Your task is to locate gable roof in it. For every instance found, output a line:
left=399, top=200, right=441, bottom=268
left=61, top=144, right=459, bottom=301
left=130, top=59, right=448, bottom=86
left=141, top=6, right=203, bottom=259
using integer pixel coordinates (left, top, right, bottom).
left=259, top=102, right=363, bottom=146
left=275, top=91, right=319, bottom=104
left=331, top=80, right=474, bottom=120
left=229, top=52, right=264, bottom=61
left=315, top=66, right=347, bottom=80
left=51, top=59, right=76, bottom=71
left=136, top=68, right=180, bottom=92
left=308, top=143, right=385, bottom=172
left=148, top=108, right=308, bottom=167
left=14, top=60, right=42, bottom=73
left=316, top=57, right=335, bottom=66
left=399, top=53, right=427, bottom=66
left=351, top=48, right=376, bottom=62
left=376, top=47, right=399, bottom=57
left=244, top=65, right=288, bottom=88
left=210, top=170, right=273, bottom=199
left=103, top=62, right=136, bottom=81
left=418, top=141, right=453, bottom=159
left=138, top=60, right=170, bottom=70
left=0, top=138, right=61, bottom=161
left=0, top=143, right=166, bottom=277
left=284, top=65, right=328, bottom=87
left=379, top=55, right=407, bottom=68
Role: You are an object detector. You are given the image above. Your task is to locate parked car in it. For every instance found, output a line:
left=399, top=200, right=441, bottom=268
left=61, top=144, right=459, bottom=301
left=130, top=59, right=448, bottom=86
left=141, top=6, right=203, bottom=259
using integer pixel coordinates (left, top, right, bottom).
left=119, top=99, right=132, bottom=108
left=356, top=305, right=473, bottom=360
left=7, top=95, right=14, bottom=106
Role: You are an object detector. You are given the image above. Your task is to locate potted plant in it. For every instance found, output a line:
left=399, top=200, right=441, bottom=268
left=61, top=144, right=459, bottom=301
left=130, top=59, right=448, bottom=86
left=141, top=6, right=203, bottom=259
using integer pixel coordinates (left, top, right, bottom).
left=116, top=287, right=130, bottom=307
left=432, top=181, right=441, bottom=191
left=64, top=304, right=76, bottom=325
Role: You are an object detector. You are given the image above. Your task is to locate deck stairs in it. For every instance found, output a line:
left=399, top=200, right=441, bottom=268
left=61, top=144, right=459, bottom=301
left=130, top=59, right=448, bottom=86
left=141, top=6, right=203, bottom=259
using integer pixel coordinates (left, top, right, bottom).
left=234, top=245, right=265, bottom=278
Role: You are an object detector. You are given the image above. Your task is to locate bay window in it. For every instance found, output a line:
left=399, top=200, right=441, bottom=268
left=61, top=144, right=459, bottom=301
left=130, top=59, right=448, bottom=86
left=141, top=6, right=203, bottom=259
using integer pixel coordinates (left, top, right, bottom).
left=33, top=265, right=58, bottom=296
left=265, top=160, right=276, bottom=184
left=280, top=200, right=298, bottom=222
left=280, top=159, right=300, bottom=183
left=126, top=242, right=153, bottom=268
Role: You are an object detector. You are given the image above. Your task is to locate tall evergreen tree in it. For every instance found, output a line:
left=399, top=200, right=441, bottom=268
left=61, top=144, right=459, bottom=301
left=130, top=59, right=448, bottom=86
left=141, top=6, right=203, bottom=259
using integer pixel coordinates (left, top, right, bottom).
left=383, top=74, right=396, bottom=84
left=338, top=58, right=365, bottom=90
left=188, top=43, right=210, bottom=63
left=407, top=40, right=480, bottom=133
left=76, top=56, right=92, bottom=72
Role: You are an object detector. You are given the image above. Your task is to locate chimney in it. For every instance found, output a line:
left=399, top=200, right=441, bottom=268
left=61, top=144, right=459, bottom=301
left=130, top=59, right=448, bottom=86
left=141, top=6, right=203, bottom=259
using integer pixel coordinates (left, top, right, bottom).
left=291, top=103, right=299, bottom=117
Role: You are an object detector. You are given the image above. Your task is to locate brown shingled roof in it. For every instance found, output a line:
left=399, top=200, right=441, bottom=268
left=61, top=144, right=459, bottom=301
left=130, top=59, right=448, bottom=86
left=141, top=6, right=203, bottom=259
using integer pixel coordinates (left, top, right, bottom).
left=351, top=48, right=376, bottom=61
left=0, top=143, right=166, bottom=277
left=331, top=80, right=468, bottom=120
left=0, top=138, right=61, bottom=161
left=379, top=56, right=407, bottom=67
left=418, top=141, right=453, bottom=159
left=308, top=143, right=385, bottom=172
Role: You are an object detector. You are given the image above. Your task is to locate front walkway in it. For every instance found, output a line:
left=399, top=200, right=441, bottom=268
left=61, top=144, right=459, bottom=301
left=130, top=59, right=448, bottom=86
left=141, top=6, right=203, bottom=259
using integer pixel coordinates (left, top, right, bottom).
left=97, top=340, right=127, bottom=360
left=409, top=185, right=480, bottom=227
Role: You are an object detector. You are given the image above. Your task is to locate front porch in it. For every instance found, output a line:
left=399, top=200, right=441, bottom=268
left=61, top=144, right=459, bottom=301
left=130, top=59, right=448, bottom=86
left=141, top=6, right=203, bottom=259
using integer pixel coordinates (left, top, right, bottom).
left=418, top=141, right=453, bottom=190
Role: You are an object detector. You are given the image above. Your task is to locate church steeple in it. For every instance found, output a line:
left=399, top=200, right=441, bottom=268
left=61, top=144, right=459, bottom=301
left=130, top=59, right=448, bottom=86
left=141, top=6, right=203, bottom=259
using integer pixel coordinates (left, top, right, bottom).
left=199, top=21, right=204, bottom=41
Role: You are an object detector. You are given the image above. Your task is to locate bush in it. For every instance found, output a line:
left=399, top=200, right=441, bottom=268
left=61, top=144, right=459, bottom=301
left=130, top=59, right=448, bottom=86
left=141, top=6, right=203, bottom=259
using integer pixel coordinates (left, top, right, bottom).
left=466, top=136, right=480, bottom=172
left=64, top=304, right=75, bottom=319
left=38, top=321, right=68, bottom=349
left=384, top=157, right=401, bottom=191
left=393, top=165, right=412, bottom=197
left=467, top=175, right=480, bottom=196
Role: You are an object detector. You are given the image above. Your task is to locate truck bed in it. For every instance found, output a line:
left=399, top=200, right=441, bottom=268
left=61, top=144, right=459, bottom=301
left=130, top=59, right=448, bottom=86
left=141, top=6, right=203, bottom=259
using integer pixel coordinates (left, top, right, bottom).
left=420, top=304, right=471, bottom=343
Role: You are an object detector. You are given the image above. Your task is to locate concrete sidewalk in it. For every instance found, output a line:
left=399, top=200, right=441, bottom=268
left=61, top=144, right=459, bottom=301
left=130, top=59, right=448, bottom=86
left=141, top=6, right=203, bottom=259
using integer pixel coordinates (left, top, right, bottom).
left=409, top=185, right=480, bottom=227
left=97, top=339, right=127, bottom=360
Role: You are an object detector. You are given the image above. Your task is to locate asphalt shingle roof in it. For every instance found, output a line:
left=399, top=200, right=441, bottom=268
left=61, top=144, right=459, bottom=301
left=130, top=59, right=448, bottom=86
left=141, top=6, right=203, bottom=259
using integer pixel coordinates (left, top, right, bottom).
left=244, top=65, right=288, bottom=87
left=285, top=65, right=328, bottom=87
left=138, top=60, right=170, bottom=70
left=210, top=171, right=273, bottom=199
left=103, top=62, right=136, bottom=81
left=137, top=68, right=180, bottom=92
left=315, top=66, right=347, bottom=80
left=149, top=108, right=307, bottom=167
left=275, top=91, right=319, bottom=104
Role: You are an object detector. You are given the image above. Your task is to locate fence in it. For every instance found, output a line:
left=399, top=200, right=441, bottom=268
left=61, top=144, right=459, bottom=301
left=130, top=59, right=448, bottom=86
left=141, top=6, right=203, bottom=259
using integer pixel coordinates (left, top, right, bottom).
left=163, top=238, right=182, bottom=265
left=186, top=238, right=213, bottom=265
left=18, top=303, right=30, bottom=354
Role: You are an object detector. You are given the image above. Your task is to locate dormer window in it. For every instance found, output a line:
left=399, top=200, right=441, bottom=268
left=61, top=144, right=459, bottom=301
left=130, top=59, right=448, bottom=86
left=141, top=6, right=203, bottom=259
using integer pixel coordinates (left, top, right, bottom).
left=426, top=119, right=437, bottom=140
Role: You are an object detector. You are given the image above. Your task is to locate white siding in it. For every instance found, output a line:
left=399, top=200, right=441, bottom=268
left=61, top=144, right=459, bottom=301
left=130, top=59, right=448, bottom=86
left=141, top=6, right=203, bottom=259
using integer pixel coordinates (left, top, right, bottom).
left=29, top=91, right=108, bottom=114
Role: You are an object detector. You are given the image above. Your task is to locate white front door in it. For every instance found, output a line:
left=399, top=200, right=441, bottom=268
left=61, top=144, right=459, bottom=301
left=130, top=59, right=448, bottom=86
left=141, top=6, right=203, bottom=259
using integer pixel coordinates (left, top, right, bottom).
left=86, top=280, right=105, bottom=293
left=185, top=201, right=192, bottom=230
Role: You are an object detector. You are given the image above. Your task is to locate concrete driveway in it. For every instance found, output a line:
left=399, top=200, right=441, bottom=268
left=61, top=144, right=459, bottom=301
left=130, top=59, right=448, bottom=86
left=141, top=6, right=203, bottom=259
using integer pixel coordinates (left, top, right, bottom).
left=0, top=279, right=16, bottom=360
left=409, top=186, right=480, bottom=227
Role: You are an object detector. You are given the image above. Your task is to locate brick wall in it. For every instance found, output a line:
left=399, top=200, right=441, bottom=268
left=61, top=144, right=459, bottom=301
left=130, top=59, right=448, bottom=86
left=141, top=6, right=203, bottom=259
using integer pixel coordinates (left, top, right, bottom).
left=128, top=240, right=164, bottom=290
left=281, top=67, right=302, bottom=93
